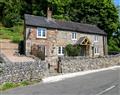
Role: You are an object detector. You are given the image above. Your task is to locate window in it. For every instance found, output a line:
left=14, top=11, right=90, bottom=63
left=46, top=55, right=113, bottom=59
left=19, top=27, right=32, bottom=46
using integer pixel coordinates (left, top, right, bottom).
left=94, top=47, right=99, bottom=55
left=58, top=46, right=64, bottom=55
left=94, top=35, right=98, bottom=42
left=37, top=28, right=46, bottom=38
left=71, top=32, right=77, bottom=40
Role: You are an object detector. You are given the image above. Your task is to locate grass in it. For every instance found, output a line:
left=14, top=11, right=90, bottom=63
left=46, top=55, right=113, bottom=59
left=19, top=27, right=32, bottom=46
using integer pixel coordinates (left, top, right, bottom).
left=0, top=24, right=23, bottom=43
left=0, top=80, right=41, bottom=91
left=0, top=82, right=19, bottom=91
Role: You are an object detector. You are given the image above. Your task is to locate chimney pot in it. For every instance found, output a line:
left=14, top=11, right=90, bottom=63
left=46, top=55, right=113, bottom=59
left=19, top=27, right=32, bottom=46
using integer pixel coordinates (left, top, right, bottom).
left=47, top=7, right=52, bottom=20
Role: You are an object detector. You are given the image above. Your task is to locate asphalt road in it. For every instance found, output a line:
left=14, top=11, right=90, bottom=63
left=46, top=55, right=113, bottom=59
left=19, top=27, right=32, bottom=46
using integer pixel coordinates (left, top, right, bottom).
left=1, top=67, right=120, bottom=95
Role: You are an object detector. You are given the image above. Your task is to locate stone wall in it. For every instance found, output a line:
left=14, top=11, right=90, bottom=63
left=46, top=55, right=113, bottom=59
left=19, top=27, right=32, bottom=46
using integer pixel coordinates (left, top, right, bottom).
left=0, top=61, right=48, bottom=84
left=60, top=55, right=120, bottom=73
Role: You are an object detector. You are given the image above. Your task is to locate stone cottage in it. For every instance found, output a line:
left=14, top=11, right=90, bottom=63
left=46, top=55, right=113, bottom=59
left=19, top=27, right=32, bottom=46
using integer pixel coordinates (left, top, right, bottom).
left=24, top=10, right=107, bottom=61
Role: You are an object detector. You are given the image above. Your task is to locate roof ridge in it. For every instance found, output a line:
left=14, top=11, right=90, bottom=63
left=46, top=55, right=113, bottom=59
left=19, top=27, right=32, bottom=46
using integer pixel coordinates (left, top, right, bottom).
left=25, top=14, right=96, bottom=27
left=24, top=14, right=107, bottom=35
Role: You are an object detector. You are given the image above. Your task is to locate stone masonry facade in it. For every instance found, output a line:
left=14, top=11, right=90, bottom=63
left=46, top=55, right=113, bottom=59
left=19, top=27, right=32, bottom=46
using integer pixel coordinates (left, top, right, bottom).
left=25, top=26, right=107, bottom=62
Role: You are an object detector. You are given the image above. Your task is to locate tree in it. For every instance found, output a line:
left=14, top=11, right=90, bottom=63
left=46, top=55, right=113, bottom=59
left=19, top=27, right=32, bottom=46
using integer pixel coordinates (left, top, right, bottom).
left=2, top=0, right=22, bottom=27
left=48, top=0, right=72, bottom=20
left=69, top=0, right=119, bottom=40
left=109, top=24, right=120, bottom=52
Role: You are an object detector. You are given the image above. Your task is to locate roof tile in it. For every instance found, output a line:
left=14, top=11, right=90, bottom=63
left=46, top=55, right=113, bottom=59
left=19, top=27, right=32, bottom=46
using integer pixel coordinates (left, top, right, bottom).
left=24, top=14, right=107, bottom=35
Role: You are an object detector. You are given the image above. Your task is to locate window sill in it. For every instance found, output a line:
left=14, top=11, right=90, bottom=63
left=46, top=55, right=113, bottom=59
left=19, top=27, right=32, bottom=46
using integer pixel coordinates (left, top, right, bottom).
left=94, top=41, right=98, bottom=43
left=94, top=53, right=100, bottom=55
left=37, top=36, right=46, bottom=39
left=72, top=39, right=77, bottom=41
left=58, top=54, right=64, bottom=56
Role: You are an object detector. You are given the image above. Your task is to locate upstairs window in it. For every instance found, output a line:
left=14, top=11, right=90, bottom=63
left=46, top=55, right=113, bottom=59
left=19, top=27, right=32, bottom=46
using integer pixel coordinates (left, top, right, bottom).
left=71, top=32, right=77, bottom=40
left=58, top=46, right=64, bottom=55
left=94, top=35, right=98, bottom=42
left=37, top=28, right=46, bottom=38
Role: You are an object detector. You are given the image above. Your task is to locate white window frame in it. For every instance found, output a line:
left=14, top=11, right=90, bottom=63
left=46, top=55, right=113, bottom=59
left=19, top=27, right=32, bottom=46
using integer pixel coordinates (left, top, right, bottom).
left=94, top=35, right=99, bottom=42
left=71, top=32, right=77, bottom=40
left=57, top=46, right=64, bottom=55
left=37, top=28, right=47, bottom=38
left=94, top=47, right=99, bottom=55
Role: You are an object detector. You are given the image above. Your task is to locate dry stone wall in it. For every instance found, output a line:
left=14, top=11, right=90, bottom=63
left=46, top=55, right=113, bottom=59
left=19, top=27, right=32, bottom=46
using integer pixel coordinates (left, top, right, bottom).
left=60, top=55, right=120, bottom=73
left=0, top=61, right=48, bottom=84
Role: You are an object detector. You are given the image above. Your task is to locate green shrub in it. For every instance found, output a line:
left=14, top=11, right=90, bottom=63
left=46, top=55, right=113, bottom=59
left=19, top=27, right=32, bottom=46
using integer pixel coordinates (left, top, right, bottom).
left=0, top=25, right=23, bottom=41
left=12, top=36, right=21, bottom=43
left=65, top=44, right=80, bottom=56
left=0, top=82, right=18, bottom=90
left=20, top=81, right=30, bottom=86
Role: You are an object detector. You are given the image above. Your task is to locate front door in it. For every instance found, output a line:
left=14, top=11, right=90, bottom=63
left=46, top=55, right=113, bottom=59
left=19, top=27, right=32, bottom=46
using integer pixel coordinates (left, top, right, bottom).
left=80, top=45, right=90, bottom=56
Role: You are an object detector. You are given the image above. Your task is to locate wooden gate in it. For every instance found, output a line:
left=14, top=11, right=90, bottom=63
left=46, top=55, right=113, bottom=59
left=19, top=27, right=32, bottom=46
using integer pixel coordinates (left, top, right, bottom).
left=31, top=44, right=45, bottom=60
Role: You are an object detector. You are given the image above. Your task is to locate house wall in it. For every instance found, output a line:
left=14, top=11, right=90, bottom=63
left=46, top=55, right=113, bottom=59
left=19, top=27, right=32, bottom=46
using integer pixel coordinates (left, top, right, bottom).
left=25, top=26, right=106, bottom=58
left=25, top=26, right=58, bottom=58
left=56, top=30, right=105, bottom=57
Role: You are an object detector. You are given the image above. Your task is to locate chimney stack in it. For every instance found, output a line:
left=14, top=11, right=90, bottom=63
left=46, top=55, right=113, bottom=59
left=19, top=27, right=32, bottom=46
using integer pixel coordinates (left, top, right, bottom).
left=47, top=7, right=52, bottom=20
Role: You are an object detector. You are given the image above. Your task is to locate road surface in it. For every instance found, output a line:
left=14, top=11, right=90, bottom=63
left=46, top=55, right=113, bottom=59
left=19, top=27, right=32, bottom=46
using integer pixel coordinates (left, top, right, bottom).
left=1, top=67, right=120, bottom=95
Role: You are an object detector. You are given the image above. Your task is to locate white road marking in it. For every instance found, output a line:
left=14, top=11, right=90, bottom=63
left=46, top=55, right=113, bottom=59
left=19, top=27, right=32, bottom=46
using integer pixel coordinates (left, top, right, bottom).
left=96, top=85, right=116, bottom=95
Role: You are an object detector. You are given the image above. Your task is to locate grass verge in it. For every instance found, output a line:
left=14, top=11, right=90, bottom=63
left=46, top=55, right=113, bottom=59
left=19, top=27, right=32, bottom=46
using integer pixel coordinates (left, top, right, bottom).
left=0, top=80, right=41, bottom=91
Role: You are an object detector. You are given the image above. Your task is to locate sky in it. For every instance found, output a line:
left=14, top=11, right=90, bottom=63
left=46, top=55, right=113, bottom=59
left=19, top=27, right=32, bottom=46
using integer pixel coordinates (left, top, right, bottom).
left=114, top=0, right=120, bottom=6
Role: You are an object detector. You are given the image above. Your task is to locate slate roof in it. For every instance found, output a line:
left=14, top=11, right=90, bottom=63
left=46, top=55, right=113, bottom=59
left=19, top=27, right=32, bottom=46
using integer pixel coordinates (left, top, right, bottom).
left=24, top=14, right=107, bottom=36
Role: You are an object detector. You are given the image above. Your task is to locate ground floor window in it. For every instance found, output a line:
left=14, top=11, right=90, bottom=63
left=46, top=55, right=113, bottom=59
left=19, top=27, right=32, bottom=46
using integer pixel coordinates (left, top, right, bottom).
left=58, top=46, right=64, bottom=55
left=94, top=47, right=99, bottom=55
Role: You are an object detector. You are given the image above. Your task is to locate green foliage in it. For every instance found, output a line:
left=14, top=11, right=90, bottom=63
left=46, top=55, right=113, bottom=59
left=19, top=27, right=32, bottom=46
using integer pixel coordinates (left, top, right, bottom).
left=48, top=0, right=72, bottom=20
left=0, top=0, right=119, bottom=51
left=0, top=82, right=18, bottom=91
left=1, top=0, right=22, bottom=27
left=0, top=25, right=23, bottom=43
left=12, top=36, right=21, bottom=43
left=108, top=27, right=120, bottom=52
left=65, top=44, right=80, bottom=56
left=20, top=81, right=30, bottom=86
left=0, top=80, right=42, bottom=91
left=69, top=0, right=119, bottom=39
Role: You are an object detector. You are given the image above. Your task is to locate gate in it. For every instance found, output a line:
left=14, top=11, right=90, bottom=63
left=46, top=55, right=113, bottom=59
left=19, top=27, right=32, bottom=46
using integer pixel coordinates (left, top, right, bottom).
left=31, top=44, right=45, bottom=60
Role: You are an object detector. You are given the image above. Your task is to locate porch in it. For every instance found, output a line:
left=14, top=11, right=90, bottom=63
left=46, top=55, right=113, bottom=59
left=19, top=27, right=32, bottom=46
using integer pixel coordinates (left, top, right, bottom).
left=76, top=36, right=91, bottom=56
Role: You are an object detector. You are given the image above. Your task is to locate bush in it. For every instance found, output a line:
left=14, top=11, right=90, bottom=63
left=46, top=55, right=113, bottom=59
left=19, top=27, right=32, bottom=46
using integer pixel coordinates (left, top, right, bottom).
left=0, top=82, right=18, bottom=90
left=12, top=36, right=21, bottom=43
left=2, top=13, right=20, bottom=28
left=65, top=44, right=80, bottom=56
left=20, top=81, right=30, bottom=86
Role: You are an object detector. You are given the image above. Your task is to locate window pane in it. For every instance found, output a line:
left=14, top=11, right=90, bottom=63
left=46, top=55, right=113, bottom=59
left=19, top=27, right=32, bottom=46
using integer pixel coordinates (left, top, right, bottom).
left=38, top=29, right=42, bottom=36
left=72, top=32, right=76, bottom=39
left=94, top=47, right=96, bottom=53
left=74, top=33, right=76, bottom=39
left=37, top=28, right=46, bottom=37
left=72, top=33, right=74, bottom=39
left=42, top=30, right=45, bottom=37
left=58, top=47, right=61, bottom=54
left=94, top=35, right=98, bottom=41
left=97, top=47, right=99, bottom=53
left=62, top=47, right=64, bottom=54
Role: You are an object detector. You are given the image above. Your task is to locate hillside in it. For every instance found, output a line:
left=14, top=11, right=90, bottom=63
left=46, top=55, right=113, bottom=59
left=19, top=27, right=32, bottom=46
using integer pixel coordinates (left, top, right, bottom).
left=0, top=23, right=23, bottom=43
